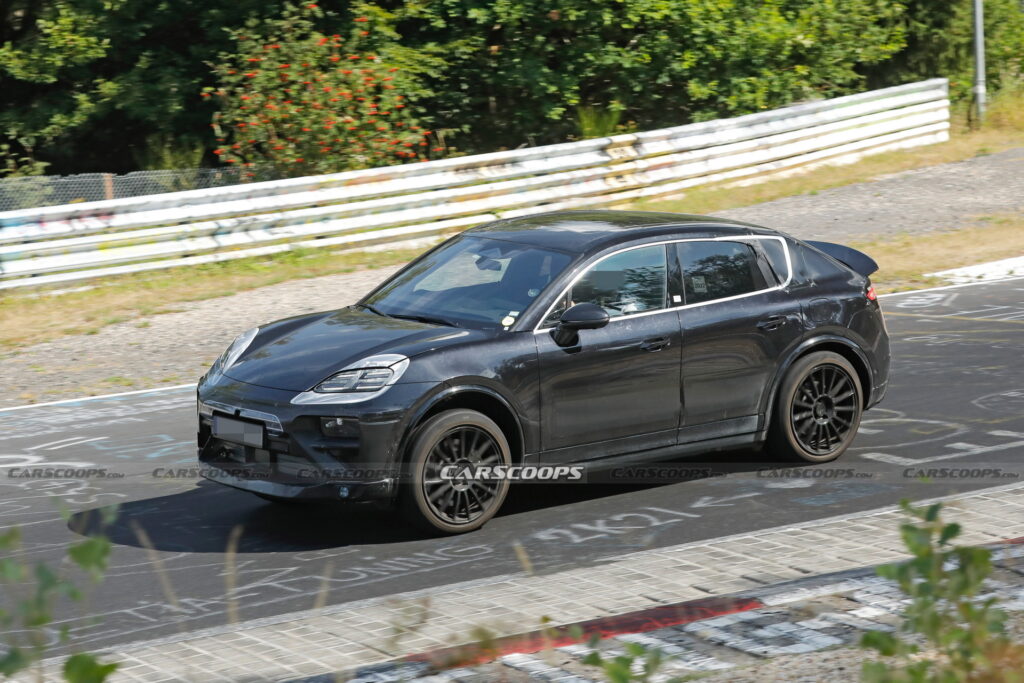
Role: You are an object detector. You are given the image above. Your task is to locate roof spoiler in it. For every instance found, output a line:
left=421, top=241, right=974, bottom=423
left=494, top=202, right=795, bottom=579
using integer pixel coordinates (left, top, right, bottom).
left=806, top=240, right=879, bottom=277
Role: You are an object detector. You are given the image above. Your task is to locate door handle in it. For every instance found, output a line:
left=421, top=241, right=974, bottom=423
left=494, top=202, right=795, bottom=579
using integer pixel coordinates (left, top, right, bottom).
left=639, top=337, right=670, bottom=352
left=757, top=315, right=786, bottom=331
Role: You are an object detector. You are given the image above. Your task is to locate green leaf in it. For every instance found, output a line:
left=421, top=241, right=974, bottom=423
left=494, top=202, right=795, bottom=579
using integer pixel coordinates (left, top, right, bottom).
left=63, top=653, right=119, bottom=683
left=0, top=647, right=33, bottom=677
left=938, top=522, right=961, bottom=545
left=68, top=538, right=112, bottom=581
left=861, top=630, right=900, bottom=656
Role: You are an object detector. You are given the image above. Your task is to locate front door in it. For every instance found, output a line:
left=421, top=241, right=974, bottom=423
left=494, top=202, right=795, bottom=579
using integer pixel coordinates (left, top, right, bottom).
left=536, top=244, right=683, bottom=462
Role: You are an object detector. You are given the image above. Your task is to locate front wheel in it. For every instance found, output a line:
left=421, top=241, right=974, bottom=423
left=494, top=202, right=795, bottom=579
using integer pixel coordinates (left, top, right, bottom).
left=767, top=351, right=863, bottom=463
left=399, top=409, right=512, bottom=535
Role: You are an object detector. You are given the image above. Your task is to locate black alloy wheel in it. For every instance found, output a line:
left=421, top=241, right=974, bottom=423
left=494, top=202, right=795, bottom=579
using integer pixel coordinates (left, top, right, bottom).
left=768, top=351, right=863, bottom=463
left=401, top=409, right=512, bottom=534
left=422, top=425, right=503, bottom=525
left=790, top=364, right=859, bottom=455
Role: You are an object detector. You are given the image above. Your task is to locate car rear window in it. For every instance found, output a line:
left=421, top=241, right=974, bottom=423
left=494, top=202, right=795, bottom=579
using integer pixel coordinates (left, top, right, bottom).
left=676, top=241, right=769, bottom=304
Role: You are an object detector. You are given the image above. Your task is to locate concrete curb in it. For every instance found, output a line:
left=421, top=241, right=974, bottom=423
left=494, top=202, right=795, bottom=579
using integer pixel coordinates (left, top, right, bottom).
left=318, top=538, right=1024, bottom=683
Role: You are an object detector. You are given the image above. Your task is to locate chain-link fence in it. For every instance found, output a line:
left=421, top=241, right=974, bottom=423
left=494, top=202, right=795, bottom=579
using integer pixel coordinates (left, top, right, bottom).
left=0, top=167, right=285, bottom=212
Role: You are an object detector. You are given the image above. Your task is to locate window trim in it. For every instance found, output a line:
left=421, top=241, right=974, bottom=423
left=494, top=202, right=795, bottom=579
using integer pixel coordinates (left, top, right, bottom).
left=533, top=235, right=792, bottom=333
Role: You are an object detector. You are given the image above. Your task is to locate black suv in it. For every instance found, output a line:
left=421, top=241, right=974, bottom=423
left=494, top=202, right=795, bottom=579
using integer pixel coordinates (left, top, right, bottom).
left=197, top=210, right=890, bottom=533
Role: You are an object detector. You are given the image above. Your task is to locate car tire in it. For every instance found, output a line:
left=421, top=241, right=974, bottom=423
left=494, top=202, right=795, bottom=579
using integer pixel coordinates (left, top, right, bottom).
left=399, top=409, right=512, bottom=535
left=767, top=351, right=863, bottom=463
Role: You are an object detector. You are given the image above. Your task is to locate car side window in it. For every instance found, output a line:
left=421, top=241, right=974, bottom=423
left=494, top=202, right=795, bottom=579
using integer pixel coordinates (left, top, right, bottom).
left=544, top=245, right=667, bottom=325
left=677, top=241, right=769, bottom=305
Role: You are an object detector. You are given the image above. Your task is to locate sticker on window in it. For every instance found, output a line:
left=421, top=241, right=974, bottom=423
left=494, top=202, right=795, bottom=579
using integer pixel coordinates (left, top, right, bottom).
left=691, top=275, right=708, bottom=294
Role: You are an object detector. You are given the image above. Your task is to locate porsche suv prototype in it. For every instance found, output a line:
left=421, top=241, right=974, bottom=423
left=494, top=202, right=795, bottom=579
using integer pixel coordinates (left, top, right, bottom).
left=197, top=210, right=890, bottom=533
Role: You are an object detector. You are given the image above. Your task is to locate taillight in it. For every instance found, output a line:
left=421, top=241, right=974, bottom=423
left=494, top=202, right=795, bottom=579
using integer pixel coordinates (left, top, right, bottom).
left=865, top=284, right=877, bottom=301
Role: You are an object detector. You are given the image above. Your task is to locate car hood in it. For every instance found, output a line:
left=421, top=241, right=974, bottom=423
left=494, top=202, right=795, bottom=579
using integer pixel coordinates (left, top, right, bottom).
left=223, top=307, right=489, bottom=391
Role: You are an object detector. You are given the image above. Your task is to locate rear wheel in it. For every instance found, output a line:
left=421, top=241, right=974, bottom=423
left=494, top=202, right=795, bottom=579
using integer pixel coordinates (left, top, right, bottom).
left=767, top=351, right=863, bottom=463
left=399, top=409, right=511, bottom=535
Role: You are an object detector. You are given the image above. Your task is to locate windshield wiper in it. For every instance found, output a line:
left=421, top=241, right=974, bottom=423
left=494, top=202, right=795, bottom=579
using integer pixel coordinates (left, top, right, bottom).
left=388, top=313, right=460, bottom=328
left=356, top=303, right=388, bottom=317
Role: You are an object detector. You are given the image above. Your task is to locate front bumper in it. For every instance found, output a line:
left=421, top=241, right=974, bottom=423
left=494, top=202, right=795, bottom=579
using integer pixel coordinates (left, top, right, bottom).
left=201, top=464, right=395, bottom=502
left=196, top=372, right=439, bottom=503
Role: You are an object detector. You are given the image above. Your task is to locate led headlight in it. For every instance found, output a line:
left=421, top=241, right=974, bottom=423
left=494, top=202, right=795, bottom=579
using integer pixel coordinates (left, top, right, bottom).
left=316, top=367, right=395, bottom=393
left=295, top=354, right=410, bottom=404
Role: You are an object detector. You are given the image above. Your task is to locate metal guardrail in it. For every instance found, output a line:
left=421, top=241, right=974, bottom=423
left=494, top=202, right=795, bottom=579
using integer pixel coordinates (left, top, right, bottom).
left=0, top=79, right=949, bottom=290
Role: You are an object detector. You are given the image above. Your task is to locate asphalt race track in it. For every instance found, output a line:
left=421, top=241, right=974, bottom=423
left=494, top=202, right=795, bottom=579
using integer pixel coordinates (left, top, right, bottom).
left=2, top=278, right=1023, bottom=655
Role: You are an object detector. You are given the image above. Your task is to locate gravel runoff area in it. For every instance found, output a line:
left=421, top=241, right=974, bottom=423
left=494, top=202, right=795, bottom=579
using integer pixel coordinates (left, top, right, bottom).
left=1, top=146, right=1023, bottom=408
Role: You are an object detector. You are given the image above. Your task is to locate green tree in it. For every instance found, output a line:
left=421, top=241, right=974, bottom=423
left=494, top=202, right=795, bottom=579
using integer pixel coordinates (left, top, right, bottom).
left=864, top=0, right=1024, bottom=103
left=378, top=0, right=908, bottom=152
left=207, top=2, right=440, bottom=178
left=0, top=0, right=295, bottom=174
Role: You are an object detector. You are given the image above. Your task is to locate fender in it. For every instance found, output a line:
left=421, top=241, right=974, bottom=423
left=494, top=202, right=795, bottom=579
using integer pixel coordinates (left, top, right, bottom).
left=758, top=334, right=872, bottom=438
left=391, top=380, right=530, bottom=479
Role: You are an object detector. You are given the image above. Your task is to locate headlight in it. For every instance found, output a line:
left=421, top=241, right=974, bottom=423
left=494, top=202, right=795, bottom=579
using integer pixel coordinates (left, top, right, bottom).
left=316, top=367, right=394, bottom=393
left=298, top=354, right=411, bottom=403
left=215, top=327, right=259, bottom=373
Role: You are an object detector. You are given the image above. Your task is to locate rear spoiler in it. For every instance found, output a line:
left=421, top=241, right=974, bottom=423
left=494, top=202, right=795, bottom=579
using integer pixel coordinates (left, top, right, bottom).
left=806, top=240, right=879, bottom=277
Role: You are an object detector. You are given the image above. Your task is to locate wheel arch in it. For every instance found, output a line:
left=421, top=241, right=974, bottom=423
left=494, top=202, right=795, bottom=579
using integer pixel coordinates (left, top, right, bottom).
left=763, top=335, right=873, bottom=431
left=398, top=384, right=527, bottom=468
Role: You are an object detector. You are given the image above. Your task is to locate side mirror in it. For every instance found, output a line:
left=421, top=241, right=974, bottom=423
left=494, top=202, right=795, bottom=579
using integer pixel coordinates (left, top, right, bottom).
left=551, top=302, right=609, bottom=347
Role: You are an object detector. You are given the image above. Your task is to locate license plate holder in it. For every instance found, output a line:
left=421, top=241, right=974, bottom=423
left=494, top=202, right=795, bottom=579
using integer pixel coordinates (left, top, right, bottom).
left=212, top=415, right=266, bottom=448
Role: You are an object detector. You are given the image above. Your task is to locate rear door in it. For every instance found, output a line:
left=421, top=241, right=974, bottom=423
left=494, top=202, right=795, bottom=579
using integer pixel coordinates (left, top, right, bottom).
left=536, top=243, right=683, bottom=462
left=674, top=238, right=802, bottom=441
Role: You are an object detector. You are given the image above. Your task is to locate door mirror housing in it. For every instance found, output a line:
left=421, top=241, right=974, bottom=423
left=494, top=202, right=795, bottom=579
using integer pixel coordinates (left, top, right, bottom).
left=551, top=302, right=610, bottom=347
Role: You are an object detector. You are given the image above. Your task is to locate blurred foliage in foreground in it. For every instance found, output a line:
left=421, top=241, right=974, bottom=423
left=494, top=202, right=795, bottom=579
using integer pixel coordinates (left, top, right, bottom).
left=0, top=0, right=1021, bottom=177
left=861, top=501, right=1024, bottom=682
left=0, top=511, right=118, bottom=682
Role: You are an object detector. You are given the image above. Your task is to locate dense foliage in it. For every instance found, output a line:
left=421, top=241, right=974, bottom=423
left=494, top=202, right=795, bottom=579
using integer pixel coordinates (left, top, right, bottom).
left=864, top=0, right=1024, bottom=105
left=208, top=4, right=439, bottom=177
left=0, top=0, right=1020, bottom=176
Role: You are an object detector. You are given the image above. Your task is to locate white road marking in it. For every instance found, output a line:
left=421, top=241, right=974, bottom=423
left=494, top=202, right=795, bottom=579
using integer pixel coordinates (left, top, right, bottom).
left=859, top=430, right=1024, bottom=466
left=0, top=383, right=196, bottom=413
left=690, top=493, right=762, bottom=508
left=42, top=436, right=108, bottom=450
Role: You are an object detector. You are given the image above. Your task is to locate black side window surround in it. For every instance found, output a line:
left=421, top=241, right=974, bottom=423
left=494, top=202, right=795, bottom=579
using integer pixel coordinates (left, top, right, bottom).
left=676, top=241, right=769, bottom=305
left=544, top=244, right=668, bottom=325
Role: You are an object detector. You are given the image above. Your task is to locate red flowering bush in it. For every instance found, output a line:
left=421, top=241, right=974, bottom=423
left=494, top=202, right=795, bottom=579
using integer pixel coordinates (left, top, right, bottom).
left=205, top=3, right=440, bottom=178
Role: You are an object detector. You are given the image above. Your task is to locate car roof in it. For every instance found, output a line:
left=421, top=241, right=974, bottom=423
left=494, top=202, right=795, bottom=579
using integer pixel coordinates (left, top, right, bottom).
left=464, top=210, right=778, bottom=254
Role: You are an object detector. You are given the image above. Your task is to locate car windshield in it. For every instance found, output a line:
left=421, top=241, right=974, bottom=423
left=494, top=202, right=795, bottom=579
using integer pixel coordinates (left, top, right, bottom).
left=362, top=236, right=573, bottom=329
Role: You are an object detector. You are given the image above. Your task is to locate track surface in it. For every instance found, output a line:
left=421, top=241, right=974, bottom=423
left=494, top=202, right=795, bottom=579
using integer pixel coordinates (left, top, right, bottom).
left=2, top=279, right=1023, bottom=654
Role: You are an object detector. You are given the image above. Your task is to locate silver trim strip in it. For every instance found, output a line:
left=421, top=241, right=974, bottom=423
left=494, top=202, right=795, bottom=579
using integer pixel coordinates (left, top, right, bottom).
left=199, top=400, right=284, bottom=434
left=533, top=235, right=792, bottom=333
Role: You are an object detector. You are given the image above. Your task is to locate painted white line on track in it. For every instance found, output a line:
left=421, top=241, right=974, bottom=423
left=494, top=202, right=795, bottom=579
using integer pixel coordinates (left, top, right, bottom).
left=0, top=383, right=196, bottom=413
left=2, top=273, right=1022, bottom=414
left=877, top=274, right=1024, bottom=298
